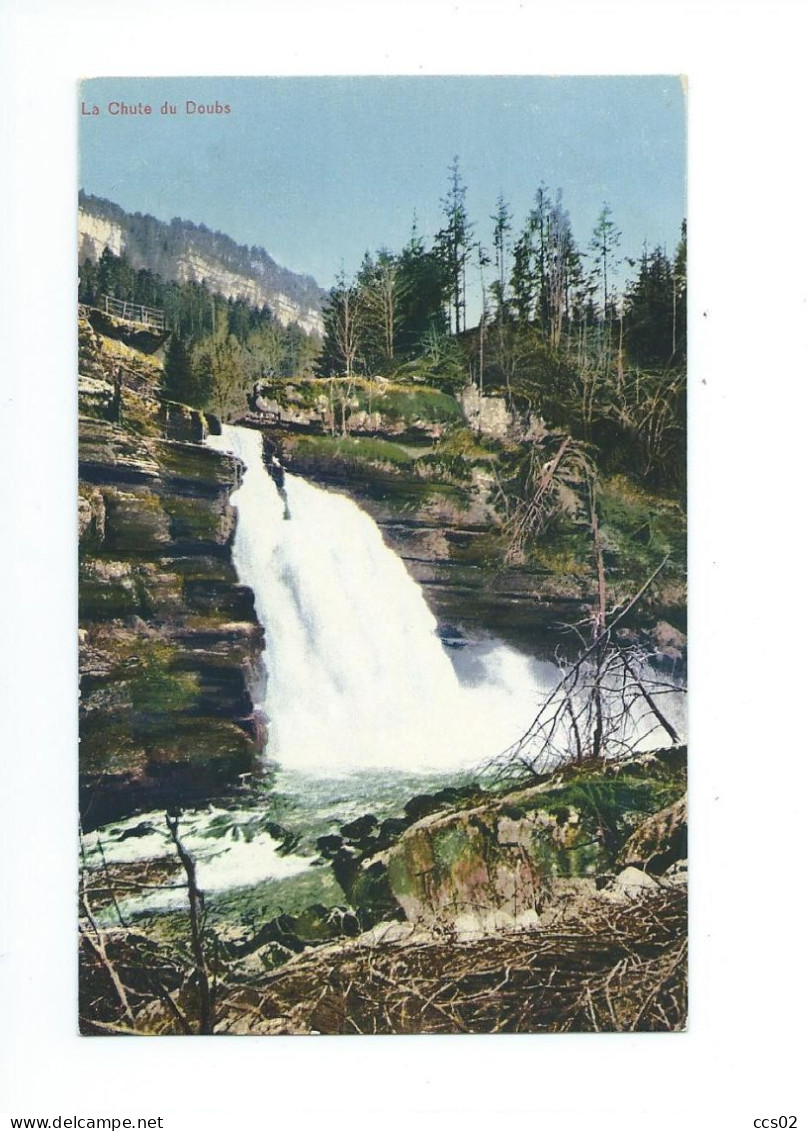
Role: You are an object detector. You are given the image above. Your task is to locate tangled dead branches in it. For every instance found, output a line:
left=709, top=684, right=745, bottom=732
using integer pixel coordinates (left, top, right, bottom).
left=492, top=432, right=595, bottom=565
left=215, top=887, right=687, bottom=1035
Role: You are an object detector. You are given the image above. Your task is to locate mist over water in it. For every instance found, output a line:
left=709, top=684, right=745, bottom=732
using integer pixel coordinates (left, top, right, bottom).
left=207, top=425, right=554, bottom=775
left=83, top=426, right=685, bottom=910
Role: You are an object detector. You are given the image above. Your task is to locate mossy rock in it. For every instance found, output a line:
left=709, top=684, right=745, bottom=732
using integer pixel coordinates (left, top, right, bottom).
left=160, top=491, right=233, bottom=546
left=346, top=861, right=402, bottom=930
left=141, top=716, right=255, bottom=768
left=79, top=567, right=152, bottom=620
left=155, top=440, right=239, bottom=491
left=79, top=716, right=149, bottom=776
left=370, top=756, right=687, bottom=933
left=97, top=486, right=172, bottom=554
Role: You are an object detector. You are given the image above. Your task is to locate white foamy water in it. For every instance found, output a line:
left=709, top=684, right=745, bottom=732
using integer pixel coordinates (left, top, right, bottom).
left=83, top=426, right=684, bottom=911
left=207, top=424, right=554, bottom=774
left=81, top=807, right=314, bottom=916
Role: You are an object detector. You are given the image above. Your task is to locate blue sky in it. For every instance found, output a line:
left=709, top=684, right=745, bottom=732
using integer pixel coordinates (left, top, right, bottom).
left=79, top=76, right=685, bottom=304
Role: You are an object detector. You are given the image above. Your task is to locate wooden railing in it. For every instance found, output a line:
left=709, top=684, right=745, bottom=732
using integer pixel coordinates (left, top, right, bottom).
left=101, top=294, right=166, bottom=331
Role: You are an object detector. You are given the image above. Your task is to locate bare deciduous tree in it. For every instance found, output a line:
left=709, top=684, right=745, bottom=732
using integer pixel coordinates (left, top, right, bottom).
left=492, top=551, right=683, bottom=781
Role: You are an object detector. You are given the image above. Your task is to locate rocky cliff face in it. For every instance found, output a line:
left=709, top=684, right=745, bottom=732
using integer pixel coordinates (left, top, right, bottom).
left=78, top=322, right=266, bottom=829
left=171, top=250, right=324, bottom=337
left=276, top=436, right=589, bottom=657
left=78, top=192, right=325, bottom=336
left=78, top=212, right=127, bottom=260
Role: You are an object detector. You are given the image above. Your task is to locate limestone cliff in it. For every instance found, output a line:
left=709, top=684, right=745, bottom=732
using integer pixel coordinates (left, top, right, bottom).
left=78, top=192, right=325, bottom=336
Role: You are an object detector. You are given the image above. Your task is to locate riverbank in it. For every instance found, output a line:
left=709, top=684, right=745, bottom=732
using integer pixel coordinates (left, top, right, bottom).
left=78, top=306, right=687, bottom=1036
left=79, top=747, right=687, bottom=1034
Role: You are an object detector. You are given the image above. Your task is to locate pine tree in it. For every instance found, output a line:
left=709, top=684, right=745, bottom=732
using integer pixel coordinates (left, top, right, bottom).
left=588, top=204, right=622, bottom=322
left=162, top=334, right=210, bottom=407
left=490, top=193, right=512, bottom=325
left=356, top=249, right=401, bottom=373
left=510, top=223, right=537, bottom=327
left=317, top=269, right=362, bottom=378
left=396, top=225, right=449, bottom=358
left=673, top=220, right=687, bottom=364
left=546, top=190, right=575, bottom=349
left=623, top=245, right=675, bottom=367
left=437, top=157, right=474, bottom=335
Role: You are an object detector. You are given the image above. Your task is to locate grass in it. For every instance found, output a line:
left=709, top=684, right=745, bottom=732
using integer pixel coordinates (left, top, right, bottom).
left=373, top=385, right=462, bottom=425
left=272, top=378, right=464, bottom=427
left=599, top=475, right=685, bottom=561
left=290, top=433, right=414, bottom=468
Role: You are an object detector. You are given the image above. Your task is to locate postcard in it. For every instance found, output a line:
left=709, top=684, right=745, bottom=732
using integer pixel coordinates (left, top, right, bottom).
left=77, top=75, right=687, bottom=1036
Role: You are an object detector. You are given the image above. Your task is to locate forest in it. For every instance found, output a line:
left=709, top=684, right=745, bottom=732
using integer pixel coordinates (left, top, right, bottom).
left=315, top=160, right=686, bottom=496
left=80, top=158, right=686, bottom=495
left=78, top=189, right=324, bottom=309
left=78, top=249, right=322, bottom=416
left=77, top=158, right=688, bottom=1036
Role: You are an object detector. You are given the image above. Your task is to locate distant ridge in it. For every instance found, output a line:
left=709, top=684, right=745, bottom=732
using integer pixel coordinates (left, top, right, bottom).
left=78, top=191, right=325, bottom=337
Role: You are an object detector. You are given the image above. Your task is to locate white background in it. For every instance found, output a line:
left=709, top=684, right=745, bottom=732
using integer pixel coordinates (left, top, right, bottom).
left=1, top=1, right=808, bottom=1127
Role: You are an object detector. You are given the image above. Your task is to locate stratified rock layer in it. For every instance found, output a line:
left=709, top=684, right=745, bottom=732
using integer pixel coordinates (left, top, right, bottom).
left=79, top=416, right=265, bottom=829
left=279, top=440, right=589, bottom=655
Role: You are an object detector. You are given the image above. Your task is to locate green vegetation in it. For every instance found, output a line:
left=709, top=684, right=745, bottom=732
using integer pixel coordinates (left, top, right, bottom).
left=540, top=775, right=683, bottom=856
left=128, top=639, right=200, bottom=716
left=316, top=161, right=685, bottom=496
left=598, top=474, right=686, bottom=579
left=290, top=434, right=414, bottom=468
left=79, top=244, right=322, bottom=419
left=374, top=384, right=462, bottom=424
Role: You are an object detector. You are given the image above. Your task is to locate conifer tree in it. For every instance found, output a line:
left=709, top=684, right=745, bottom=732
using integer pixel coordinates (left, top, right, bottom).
left=588, top=203, right=622, bottom=322
left=490, top=193, right=512, bottom=326
left=437, top=157, right=474, bottom=334
left=162, top=334, right=210, bottom=407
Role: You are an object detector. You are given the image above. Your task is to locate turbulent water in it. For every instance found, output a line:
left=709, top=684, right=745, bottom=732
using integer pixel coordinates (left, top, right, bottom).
left=84, top=422, right=684, bottom=911
left=207, top=424, right=554, bottom=775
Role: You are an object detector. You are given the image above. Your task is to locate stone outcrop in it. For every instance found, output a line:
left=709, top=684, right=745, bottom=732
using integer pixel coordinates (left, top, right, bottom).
left=320, top=754, right=687, bottom=940
left=78, top=411, right=266, bottom=829
left=459, top=385, right=546, bottom=442
left=279, top=438, right=589, bottom=655
left=78, top=210, right=126, bottom=260
left=382, top=786, right=608, bottom=936
left=78, top=312, right=165, bottom=401
left=83, top=306, right=169, bottom=357
left=616, top=795, right=687, bottom=874
left=249, top=376, right=463, bottom=442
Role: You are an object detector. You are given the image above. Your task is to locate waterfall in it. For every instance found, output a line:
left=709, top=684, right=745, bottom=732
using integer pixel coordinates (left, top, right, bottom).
left=207, top=424, right=550, bottom=775
left=83, top=423, right=685, bottom=915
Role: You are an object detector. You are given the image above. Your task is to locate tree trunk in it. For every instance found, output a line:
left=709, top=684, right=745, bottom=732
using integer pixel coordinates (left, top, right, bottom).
left=166, top=814, right=214, bottom=1035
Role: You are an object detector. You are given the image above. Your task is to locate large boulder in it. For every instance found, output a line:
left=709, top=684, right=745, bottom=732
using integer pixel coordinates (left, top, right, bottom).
left=616, top=795, right=687, bottom=875
left=459, top=385, right=546, bottom=441
left=385, top=793, right=606, bottom=937
left=342, top=763, right=688, bottom=938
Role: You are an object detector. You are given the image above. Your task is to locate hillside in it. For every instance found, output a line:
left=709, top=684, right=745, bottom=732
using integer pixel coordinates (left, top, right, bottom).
left=78, top=191, right=325, bottom=337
